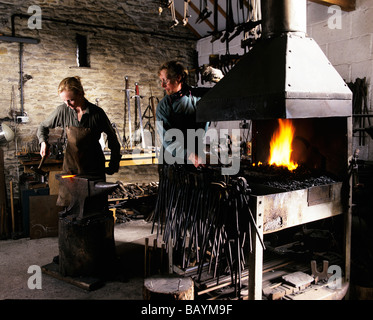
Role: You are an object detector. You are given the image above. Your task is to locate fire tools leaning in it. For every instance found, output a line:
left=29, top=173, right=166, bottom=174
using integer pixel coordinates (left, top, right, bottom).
left=152, top=165, right=265, bottom=297
left=123, top=77, right=151, bottom=150
left=124, top=76, right=133, bottom=149
left=134, top=82, right=146, bottom=149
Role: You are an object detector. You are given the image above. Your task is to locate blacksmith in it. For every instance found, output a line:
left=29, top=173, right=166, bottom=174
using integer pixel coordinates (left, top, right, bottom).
left=156, top=60, right=207, bottom=167
left=37, top=76, right=121, bottom=206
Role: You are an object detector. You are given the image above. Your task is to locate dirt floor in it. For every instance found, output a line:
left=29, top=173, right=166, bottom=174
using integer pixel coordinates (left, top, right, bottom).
left=0, top=219, right=157, bottom=300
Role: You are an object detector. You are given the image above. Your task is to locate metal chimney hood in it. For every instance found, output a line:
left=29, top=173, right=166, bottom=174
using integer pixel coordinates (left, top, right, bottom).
left=196, top=0, right=352, bottom=122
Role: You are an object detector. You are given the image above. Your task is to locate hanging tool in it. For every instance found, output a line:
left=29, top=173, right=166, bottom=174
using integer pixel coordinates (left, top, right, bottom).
left=209, top=0, right=222, bottom=43
left=134, top=82, right=146, bottom=149
left=221, top=0, right=235, bottom=45
left=196, top=0, right=212, bottom=23
left=183, top=0, right=191, bottom=26
left=112, top=122, right=125, bottom=150
left=169, top=0, right=179, bottom=28
left=241, top=0, right=262, bottom=51
left=149, top=87, right=157, bottom=132
left=158, top=0, right=171, bottom=15
left=30, top=155, right=47, bottom=176
left=124, top=76, right=133, bottom=149
left=142, top=88, right=158, bottom=148
left=348, top=77, right=370, bottom=146
left=228, top=20, right=261, bottom=43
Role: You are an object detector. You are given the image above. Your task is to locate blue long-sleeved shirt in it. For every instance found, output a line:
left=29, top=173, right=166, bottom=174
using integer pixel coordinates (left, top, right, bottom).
left=156, top=85, right=205, bottom=164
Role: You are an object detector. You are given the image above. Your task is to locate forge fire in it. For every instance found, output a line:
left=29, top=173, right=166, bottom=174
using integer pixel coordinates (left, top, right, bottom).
left=268, top=119, right=298, bottom=171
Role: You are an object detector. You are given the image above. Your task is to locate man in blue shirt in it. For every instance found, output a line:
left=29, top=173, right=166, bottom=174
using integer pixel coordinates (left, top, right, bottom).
left=156, top=61, right=206, bottom=167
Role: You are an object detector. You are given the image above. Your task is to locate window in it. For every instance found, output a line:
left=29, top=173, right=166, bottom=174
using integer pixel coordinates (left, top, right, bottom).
left=76, top=34, right=90, bottom=67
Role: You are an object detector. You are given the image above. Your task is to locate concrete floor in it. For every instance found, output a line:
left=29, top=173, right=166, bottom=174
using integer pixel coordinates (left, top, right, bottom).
left=0, top=219, right=157, bottom=300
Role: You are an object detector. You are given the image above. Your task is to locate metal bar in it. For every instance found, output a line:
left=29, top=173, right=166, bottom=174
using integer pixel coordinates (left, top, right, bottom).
left=125, top=77, right=133, bottom=149
left=344, top=116, right=353, bottom=294
left=144, top=237, right=149, bottom=277
left=248, top=196, right=264, bottom=300
left=0, top=35, right=39, bottom=44
left=135, top=82, right=145, bottom=149
left=19, top=43, right=24, bottom=115
left=168, top=236, right=173, bottom=274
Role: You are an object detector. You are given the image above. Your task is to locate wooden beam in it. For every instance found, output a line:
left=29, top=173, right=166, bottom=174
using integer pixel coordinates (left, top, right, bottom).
left=308, top=0, right=356, bottom=12
left=208, top=0, right=227, bottom=18
left=175, top=9, right=202, bottom=38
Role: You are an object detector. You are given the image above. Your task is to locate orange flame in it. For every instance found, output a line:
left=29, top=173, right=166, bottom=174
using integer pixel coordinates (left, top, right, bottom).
left=61, top=174, right=76, bottom=179
left=268, top=119, right=298, bottom=171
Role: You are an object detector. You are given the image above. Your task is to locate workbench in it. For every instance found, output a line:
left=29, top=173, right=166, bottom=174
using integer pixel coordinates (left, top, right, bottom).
left=107, top=151, right=158, bottom=167
left=18, top=150, right=158, bottom=173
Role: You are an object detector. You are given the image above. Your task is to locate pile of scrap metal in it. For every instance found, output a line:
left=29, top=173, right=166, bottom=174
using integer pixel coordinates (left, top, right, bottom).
left=109, top=181, right=159, bottom=223
left=152, top=164, right=264, bottom=297
left=110, top=180, right=158, bottom=200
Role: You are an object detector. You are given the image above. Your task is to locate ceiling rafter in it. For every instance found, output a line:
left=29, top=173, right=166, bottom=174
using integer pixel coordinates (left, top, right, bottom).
left=308, top=0, right=356, bottom=11
left=174, top=9, right=202, bottom=38
left=208, top=0, right=227, bottom=18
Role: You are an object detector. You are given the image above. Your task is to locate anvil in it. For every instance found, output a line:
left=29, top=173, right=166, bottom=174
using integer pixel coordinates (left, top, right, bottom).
left=56, top=174, right=118, bottom=221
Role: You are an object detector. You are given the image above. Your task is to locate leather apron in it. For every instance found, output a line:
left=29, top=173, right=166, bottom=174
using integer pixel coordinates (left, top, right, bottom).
left=57, top=126, right=106, bottom=206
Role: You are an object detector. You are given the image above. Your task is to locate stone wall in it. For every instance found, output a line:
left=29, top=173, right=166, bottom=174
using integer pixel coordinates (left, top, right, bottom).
left=307, top=0, right=373, bottom=161
left=0, top=0, right=198, bottom=200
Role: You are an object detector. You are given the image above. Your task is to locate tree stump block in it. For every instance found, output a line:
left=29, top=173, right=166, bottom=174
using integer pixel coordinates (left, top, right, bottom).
left=143, top=275, right=194, bottom=300
left=58, top=214, right=116, bottom=277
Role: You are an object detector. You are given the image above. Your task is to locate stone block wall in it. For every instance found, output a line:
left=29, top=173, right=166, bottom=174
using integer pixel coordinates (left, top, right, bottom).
left=0, top=0, right=198, bottom=199
left=307, top=0, right=373, bottom=161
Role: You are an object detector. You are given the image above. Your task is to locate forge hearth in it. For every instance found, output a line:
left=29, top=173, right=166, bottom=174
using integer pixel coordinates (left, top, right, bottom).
left=55, top=174, right=118, bottom=278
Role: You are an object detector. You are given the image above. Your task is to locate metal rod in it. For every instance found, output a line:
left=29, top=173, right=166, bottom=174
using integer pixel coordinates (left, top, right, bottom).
left=19, top=42, right=24, bottom=115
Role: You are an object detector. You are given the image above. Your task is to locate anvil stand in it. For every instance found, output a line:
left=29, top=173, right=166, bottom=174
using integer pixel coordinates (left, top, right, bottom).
left=42, top=174, right=118, bottom=291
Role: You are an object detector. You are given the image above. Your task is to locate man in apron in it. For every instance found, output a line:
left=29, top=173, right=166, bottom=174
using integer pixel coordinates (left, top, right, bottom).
left=37, top=76, right=121, bottom=206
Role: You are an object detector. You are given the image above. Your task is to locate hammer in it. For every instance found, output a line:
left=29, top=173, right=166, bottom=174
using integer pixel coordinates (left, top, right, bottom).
left=31, top=155, right=47, bottom=176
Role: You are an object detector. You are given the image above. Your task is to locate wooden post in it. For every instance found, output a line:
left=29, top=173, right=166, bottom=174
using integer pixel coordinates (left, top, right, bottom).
left=168, top=236, right=173, bottom=274
left=144, top=237, right=149, bottom=277
left=0, top=149, right=6, bottom=236
left=10, top=180, right=15, bottom=233
left=248, top=197, right=264, bottom=300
